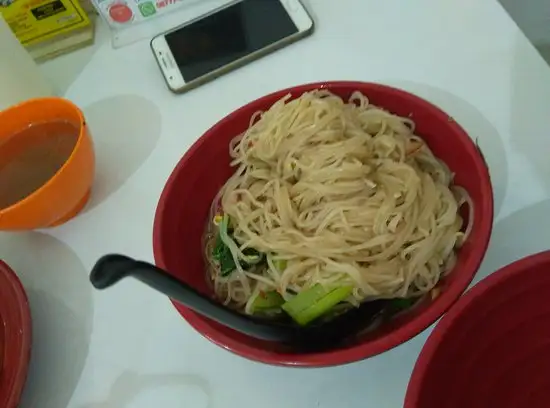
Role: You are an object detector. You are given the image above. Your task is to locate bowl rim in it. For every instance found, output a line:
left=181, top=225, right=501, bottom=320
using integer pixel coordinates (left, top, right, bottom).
left=404, top=249, right=550, bottom=407
left=153, top=81, right=494, bottom=367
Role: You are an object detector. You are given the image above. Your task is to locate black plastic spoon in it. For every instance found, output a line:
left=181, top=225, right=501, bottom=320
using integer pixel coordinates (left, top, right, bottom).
left=90, top=254, right=391, bottom=351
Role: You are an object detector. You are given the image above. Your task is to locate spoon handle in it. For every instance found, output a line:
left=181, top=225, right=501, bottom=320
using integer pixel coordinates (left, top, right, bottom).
left=90, top=254, right=292, bottom=342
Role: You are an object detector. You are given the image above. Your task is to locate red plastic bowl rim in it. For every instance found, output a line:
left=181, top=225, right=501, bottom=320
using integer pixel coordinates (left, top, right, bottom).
left=0, top=260, right=32, bottom=406
left=404, top=249, right=550, bottom=407
left=153, top=81, right=494, bottom=367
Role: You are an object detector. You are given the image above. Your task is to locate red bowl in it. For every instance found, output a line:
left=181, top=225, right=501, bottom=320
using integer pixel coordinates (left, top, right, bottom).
left=0, top=260, right=31, bottom=407
left=153, top=81, right=493, bottom=366
left=405, top=250, right=550, bottom=408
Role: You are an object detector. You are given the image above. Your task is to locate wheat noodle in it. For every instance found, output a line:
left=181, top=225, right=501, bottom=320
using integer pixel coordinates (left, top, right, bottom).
left=204, top=90, right=472, bottom=313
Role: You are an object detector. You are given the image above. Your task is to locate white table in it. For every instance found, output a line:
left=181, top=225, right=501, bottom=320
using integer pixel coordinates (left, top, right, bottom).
left=2, top=0, right=550, bottom=406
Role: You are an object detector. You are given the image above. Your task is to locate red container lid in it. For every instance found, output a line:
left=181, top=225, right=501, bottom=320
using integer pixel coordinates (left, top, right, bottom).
left=0, top=260, right=31, bottom=408
left=405, top=250, right=550, bottom=408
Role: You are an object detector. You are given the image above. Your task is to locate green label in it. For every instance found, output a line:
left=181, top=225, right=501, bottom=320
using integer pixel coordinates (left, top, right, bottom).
left=138, top=1, right=155, bottom=17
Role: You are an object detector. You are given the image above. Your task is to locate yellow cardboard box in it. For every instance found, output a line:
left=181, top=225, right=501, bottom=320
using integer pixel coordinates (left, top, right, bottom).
left=1, top=0, right=90, bottom=46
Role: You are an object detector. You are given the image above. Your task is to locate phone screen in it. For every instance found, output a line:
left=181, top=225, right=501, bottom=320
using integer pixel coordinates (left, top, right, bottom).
left=165, top=0, right=298, bottom=82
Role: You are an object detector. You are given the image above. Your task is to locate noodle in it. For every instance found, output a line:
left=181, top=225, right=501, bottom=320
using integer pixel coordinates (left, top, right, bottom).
left=204, top=90, right=471, bottom=316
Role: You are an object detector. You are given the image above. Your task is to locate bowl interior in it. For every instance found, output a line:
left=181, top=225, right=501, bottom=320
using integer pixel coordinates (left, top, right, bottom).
left=153, top=81, right=493, bottom=365
left=406, top=250, right=550, bottom=408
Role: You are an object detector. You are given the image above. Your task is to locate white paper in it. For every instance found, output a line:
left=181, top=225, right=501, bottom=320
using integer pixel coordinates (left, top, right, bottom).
left=0, top=15, right=53, bottom=111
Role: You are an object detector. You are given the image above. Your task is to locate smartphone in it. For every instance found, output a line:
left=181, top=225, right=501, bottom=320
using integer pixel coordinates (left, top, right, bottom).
left=150, top=0, right=314, bottom=94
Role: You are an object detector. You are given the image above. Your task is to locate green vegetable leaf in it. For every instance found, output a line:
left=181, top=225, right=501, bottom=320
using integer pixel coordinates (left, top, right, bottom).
left=390, top=297, right=418, bottom=312
left=241, top=247, right=264, bottom=265
left=273, top=259, right=287, bottom=272
left=212, top=221, right=237, bottom=276
left=282, top=284, right=353, bottom=326
left=252, top=291, right=284, bottom=311
left=219, top=256, right=236, bottom=276
left=212, top=232, right=226, bottom=261
left=212, top=217, right=264, bottom=276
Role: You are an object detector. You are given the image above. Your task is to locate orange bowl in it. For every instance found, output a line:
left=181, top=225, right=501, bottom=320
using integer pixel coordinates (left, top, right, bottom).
left=0, top=97, right=95, bottom=230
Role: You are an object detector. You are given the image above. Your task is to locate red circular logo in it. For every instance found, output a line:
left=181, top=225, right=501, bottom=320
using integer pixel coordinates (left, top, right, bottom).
left=109, top=3, right=133, bottom=24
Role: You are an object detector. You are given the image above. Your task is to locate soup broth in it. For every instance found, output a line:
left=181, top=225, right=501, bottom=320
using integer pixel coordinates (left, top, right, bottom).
left=0, top=121, right=79, bottom=210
